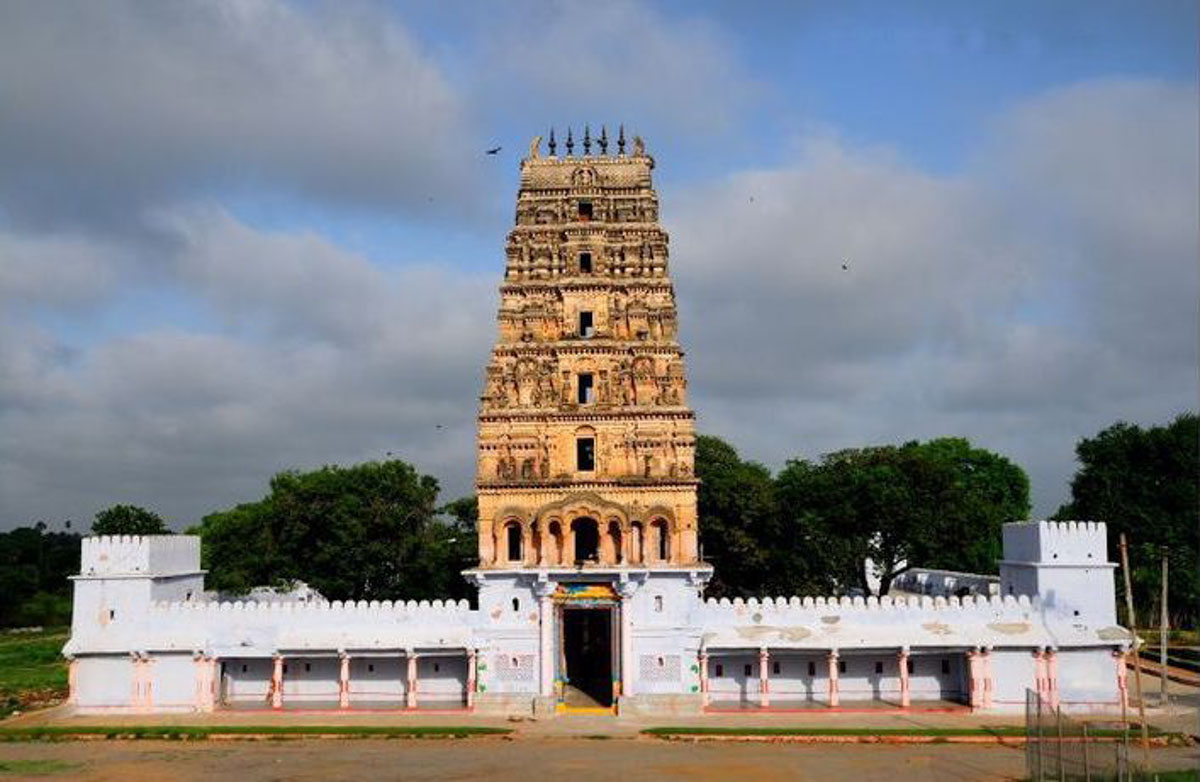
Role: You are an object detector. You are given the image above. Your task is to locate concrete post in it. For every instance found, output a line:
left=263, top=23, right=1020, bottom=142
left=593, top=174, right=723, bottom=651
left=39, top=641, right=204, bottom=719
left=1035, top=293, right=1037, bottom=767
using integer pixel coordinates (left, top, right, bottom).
left=467, top=649, right=477, bottom=709
left=759, top=648, right=770, bottom=708
left=699, top=651, right=710, bottom=708
left=406, top=653, right=418, bottom=709
left=897, top=649, right=910, bottom=708
left=827, top=650, right=839, bottom=708
left=338, top=653, right=350, bottom=709
left=271, top=655, right=283, bottom=710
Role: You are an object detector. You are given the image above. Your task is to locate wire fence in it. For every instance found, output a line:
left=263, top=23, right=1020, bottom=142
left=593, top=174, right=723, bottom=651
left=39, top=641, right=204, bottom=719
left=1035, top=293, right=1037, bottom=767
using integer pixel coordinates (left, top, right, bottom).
left=1025, top=688, right=1143, bottom=781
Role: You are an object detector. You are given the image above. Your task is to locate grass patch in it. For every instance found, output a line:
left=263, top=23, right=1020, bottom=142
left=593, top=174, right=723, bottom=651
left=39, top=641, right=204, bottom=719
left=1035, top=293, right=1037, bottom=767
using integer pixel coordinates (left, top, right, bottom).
left=0, top=725, right=511, bottom=741
left=642, top=726, right=1164, bottom=739
left=0, top=759, right=80, bottom=776
left=0, top=629, right=69, bottom=718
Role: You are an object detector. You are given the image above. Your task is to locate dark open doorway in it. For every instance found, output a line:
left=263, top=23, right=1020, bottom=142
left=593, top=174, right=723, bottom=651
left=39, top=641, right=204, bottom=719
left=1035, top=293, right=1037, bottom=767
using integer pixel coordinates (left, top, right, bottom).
left=562, top=607, right=613, bottom=707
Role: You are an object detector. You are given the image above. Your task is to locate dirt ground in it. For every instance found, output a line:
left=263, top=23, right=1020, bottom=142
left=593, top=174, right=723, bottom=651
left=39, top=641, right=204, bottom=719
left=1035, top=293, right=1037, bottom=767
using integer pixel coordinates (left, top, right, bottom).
left=1, top=738, right=1198, bottom=782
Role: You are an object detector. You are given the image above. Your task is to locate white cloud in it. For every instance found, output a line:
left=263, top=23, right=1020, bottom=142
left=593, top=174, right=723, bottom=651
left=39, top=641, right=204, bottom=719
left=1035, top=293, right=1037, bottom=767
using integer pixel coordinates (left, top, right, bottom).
left=0, top=0, right=475, bottom=228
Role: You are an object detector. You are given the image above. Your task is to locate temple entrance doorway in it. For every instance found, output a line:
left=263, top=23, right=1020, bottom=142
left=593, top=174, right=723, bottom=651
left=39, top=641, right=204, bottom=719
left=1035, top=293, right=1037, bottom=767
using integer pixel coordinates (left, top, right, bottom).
left=561, top=606, right=614, bottom=709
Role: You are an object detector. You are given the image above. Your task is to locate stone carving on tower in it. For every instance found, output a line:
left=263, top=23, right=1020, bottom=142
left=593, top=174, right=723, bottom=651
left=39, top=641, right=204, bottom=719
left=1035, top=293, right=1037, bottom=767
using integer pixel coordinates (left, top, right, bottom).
left=476, top=128, right=700, bottom=571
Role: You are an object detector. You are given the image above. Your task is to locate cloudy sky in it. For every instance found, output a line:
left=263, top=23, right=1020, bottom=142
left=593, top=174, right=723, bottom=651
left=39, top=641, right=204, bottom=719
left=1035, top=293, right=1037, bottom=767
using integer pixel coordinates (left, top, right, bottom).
left=1, top=0, right=1196, bottom=531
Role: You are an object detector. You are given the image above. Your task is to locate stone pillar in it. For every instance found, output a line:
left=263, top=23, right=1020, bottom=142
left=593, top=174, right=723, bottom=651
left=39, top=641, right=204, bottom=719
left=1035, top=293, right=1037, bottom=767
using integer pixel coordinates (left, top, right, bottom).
left=67, top=659, right=78, bottom=706
left=1113, top=649, right=1129, bottom=711
left=967, top=649, right=982, bottom=709
left=759, top=648, right=770, bottom=709
left=467, top=649, right=477, bottom=709
left=338, top=653, right=350, bottom=709
left=897, top=649, right=910, bottom=708
left=130, top=656, right=143, bottom=711
left=194, top=655, right=211, bottom=712
left=406, top=653, right=418, bottom=709
left=1046, top=648, right=1059, bottom=710
left=982, top=648, right=994, bottom=709
left=698, top=651, right=710, bottom=708
left=618, top=580, right=639, bottom=699
left=1032, top=649, right=1046, bottom=705
left=537, top=582, right=556, bottom=698
left=827, top=650, right=840, bottom=708
left=271, top=655, right=284, bottom=710
left=138, top=656, right=153, bottom=711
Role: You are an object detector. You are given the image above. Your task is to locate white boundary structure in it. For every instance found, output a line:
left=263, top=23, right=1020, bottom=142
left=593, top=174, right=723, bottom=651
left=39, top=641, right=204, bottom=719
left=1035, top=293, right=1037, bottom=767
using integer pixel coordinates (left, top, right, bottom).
left=64, top=521, right=1132, bottom=716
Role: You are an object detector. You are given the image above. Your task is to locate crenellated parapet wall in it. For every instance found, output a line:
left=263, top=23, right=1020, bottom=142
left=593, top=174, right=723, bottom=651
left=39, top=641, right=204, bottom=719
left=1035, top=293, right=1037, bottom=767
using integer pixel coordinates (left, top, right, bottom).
left=1002, top=520, right=1109, bottom=565
left=151, top=598, right=473, bottom=614
left=80, top=535, right=201, bottom=577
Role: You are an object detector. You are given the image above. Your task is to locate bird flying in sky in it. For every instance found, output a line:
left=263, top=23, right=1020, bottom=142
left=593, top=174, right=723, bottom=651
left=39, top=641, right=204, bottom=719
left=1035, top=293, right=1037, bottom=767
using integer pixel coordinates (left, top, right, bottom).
left=486, top=146, right=501, bottom=155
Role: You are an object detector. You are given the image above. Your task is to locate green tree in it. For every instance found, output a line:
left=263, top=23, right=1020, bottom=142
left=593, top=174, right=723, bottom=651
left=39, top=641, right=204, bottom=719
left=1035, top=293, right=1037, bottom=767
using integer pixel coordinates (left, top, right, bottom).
left=1054, top=413, right=1198, bottom=628
left=776, top=438, right=1030, bottom=596
left=192, top=460, right=465, bottom=602
left=695, top=435, right=783, bottom=597
left=0, top=523, right=81, bottom=627
left=91, top=505, right=170, bottom=535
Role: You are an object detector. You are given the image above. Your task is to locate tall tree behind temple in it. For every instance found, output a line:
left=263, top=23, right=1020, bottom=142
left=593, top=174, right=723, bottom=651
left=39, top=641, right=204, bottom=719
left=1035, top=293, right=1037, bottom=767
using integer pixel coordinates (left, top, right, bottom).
left=92, top=504, right=170, bottom=535
left=192, top=460, right=469, bottom=602
left=695, top=435, right=790, bottom=597
left=775, top=438, right=1030, bottom=596
left=1055, top=413, right=1198, bottom=628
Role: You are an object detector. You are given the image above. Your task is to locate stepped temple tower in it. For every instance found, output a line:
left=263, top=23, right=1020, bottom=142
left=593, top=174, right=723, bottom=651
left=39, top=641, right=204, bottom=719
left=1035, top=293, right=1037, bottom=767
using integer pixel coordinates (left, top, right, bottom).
left=474, top=128, right=701, bottom=570
left=468, top=127, right=712, bottom=711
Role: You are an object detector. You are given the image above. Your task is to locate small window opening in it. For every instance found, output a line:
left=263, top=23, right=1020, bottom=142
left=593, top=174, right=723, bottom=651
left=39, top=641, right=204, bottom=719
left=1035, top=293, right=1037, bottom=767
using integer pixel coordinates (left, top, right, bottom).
left=654, top=595, right=663, bottom=612
left=772, top=661, right=781, bottom=675
left=1073, top=609, right=1080, bottom=616
left=511, top=597, right=520, bottom=612
left=941, top=659, right=950, bottom=675
left=578, top=202, right=593, bottom=221
left=368, top=664, right=375, bottom=673
left=305, top=663, right=311, bottom=673
left=807, top=661, right=816, bottom=677
left=875, top=661, right=884, bottom=674
left=579, top=252, right=592, bottom=273
left=241, top=664, right=248, bottom=673
left=109, top=609, right=116, bottom=620
left=506, top=524, right=522, bottom=561
left=577, top=373, right=595, bottom=404
left=283, top=664, right=289, bottom=674
left=579, top=311, right=594, bottom=337
left=185, top=591, right=193, bottom=601
left=434, top=663, right=440, bottom=673
left=511, top=656, right=519, bottom=667
left=657, top=526, right=668, bottom=561
left=715, top=664, right=724, bottom=678
left=906, top=659, right=914, bottom=675
left=744, top=664, right=753, bottom=677
left=838, top=660, right=846, bottom=674
left=657, top=657, right=665, bottom=667
left=576, top=437, right=595, bottom=471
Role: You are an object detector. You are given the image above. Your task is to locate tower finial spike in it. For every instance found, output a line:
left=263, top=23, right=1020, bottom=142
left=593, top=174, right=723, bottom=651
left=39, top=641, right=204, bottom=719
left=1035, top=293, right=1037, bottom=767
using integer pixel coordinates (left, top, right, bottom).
left=566, top=127, right=575, bottom=156
left=617, top=124, right=626, bottom=155
left=548, top=128, right=557, bottom=156
left=583, top=124, right=592, bottom=155
left=599, top=125, right=609, bottom=155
